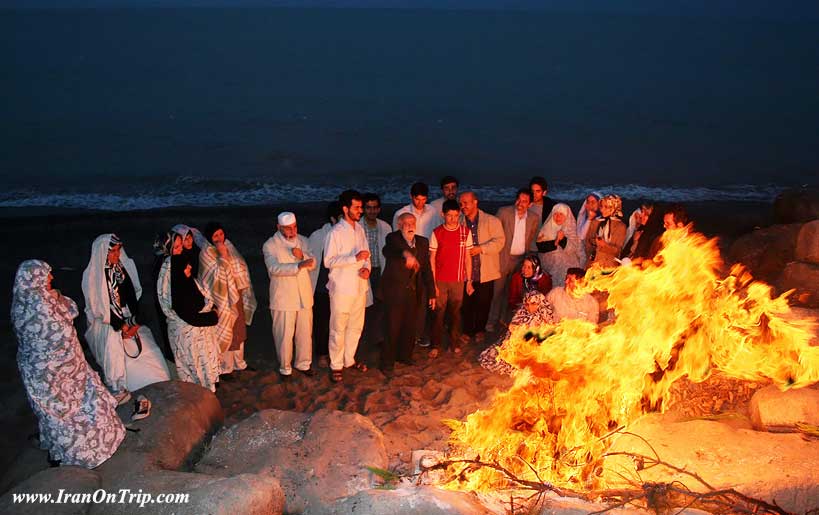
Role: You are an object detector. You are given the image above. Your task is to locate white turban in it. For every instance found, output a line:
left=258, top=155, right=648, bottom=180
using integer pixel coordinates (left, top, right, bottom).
left=277, top=212, right=296, bottom=226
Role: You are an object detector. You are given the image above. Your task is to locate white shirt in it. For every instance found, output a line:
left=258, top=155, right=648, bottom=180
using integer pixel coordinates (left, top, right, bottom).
left=392, top=203, right=439, bottom=239
left=510, top=210, right=528, bottom=256
left=324, top=219, right=371, bottom=298
left=262, top=232, right=315, bottom=311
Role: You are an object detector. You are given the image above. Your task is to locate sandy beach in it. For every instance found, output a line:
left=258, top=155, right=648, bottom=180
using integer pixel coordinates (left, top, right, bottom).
left=0, top=199, right=776, bottom=478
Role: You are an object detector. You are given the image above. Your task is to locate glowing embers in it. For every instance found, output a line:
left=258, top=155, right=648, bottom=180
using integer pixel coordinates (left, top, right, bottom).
left=444, top=228, right=819, bottom=492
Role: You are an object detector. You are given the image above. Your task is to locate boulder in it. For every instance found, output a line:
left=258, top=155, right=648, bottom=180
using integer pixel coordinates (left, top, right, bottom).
left=0, top=447, right=51, bottom=496
left=726, top=224, right=801, bottom=283
left=749, top=384, right=819, bottom=432
left=0, top=466, right=100, bottom=515
left=604, top=414, right=819, bottom=514
left=796, top=220, right=819, bottom=265
left=773, top=187, right=819, bottom=224
left=538, top=495, right=708, bottom=515
left=777, top=261, right=819, bottom=307
left=316, top=486, right=493, bottom=515
left=87, top=470, right=284, bottom=515
left=96, top=380, right=223, bottom=479
left=196, top=408, right=388, bottom=514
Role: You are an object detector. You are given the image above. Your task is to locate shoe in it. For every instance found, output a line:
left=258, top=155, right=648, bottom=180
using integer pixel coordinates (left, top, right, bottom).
left=416, top=337, right=431, bottom=348
left=296, top=368, right=315, bottom=377
left=113, top=390, right=132, bottom=407
left=243, top=365, right=258, bottom=372
left=331, top=369, right=344, bottom=383
left=280, top=373, right=292, bottom=382
left=344, top=362, right=368, bottom=373
left=131, top=395, right=151, bottom=422
left=219, top=373, right=235, bottom=382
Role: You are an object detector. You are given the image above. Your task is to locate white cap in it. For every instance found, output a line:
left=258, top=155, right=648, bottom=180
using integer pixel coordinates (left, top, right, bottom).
left=277, top=212, right=296, bottom=226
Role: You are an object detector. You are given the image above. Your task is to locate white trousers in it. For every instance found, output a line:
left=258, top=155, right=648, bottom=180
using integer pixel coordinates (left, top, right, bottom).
left=220, top=342, right=247, bottom=374
left=271, top=308, right=313, bottom=375
left=328, top=293, right=366, bottom=371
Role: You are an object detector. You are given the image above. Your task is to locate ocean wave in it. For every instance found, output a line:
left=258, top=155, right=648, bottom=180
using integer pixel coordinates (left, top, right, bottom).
left=0, top=180, right=784, bottom=211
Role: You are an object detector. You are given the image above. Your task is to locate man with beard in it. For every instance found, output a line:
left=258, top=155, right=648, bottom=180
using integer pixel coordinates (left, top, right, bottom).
left=263, top=212, right=316, bottom=379
left=324, top=190, right=371, bottom=382
left=428, top=175, right=459, bottom=226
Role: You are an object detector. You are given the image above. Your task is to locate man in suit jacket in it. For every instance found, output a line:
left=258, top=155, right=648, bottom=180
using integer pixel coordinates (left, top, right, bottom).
left=377, top=213, right=436, bottom=374
left=488, top=188, right=539, bottom=329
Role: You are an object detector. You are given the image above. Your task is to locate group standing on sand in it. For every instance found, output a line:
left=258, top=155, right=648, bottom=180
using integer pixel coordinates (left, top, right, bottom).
left=10, top=174, right=691, bottom=468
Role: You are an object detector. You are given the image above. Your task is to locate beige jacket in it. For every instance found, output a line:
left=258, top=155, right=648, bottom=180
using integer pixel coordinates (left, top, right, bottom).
left=462, top=209, right=505, bottom=283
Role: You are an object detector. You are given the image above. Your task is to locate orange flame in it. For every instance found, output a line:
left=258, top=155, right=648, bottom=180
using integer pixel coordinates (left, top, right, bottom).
left=444, top=228, right=819, bottom=491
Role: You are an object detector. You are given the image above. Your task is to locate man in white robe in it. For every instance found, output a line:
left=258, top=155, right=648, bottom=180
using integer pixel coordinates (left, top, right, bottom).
left=263, top=212, right=317, bottom=378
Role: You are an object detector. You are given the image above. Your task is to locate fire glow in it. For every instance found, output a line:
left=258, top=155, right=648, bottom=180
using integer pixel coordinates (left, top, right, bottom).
left=444, top=228, right=819, bottom=491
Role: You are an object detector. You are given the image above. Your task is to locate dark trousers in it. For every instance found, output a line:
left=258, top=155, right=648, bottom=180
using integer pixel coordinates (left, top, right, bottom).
left=431, top=281, right=464, bottom=350
left=462, top=280, right=495, bottom=336
left=363, top=269, right=384, bottom=346
left=312, top=291, right=330, bottom=357
left=382, top=296, right=420, bottom=370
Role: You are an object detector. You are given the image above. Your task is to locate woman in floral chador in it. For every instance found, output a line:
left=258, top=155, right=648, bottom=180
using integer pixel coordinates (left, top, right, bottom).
left=12, top=260, right=125, bottom=468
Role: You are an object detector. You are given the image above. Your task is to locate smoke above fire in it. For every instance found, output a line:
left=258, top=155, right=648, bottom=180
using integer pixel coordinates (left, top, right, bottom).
left=444, top=228, right=819, bottom=491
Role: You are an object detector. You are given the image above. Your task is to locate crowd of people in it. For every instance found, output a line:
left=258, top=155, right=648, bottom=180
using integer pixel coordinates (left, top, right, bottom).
left=11, top=174, right=691, bottom=468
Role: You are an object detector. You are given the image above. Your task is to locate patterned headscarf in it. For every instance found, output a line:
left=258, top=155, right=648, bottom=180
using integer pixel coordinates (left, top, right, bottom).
left=596, top=194, right=624, bottom=243
left=521, top=254, right=544, bottom=292
left=510, top=290, right=556, bottom=328
left=11, top=260, right=75, bottom=346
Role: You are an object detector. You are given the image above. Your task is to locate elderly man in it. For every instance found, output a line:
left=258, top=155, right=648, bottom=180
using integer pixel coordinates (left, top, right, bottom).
left=459, top=191, right=505, bottom=343
left=263, top=212, right=317, bottom=379
left=487, top=187, right=539, bottom=330
left=378, top=213, right=435, bottom=373
left=325, top=190, right=372, bottom=382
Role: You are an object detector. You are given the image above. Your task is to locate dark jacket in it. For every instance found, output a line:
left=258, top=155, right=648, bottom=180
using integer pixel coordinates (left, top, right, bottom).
left=377, top=231, right=435, bottom=305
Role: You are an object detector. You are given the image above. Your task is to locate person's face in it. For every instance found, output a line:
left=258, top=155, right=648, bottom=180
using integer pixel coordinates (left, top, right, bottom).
left=525, top=298, right=539, bottom=314
left=663, top=213, right=678, bottom=230
left=210, top=229, right=225, bottom=246
left=600, top=201, right=614, bottom=218
left=585, top=196, right=599, bottom=213
left=515, top=193, right=531, bottom=214
left=183, top=233, right=193, bottom=250
left=565, top=273, right=578, bottom=292
left=279, top=223, right=298, bottom=240
left=107, top=245, right=122, bottom=265
left=639, top=206, right=653, bottom=226
left=400, top=217, right=417, bottom=242
left=530, top=184, right=544, bottom=203
left=364, top=200, right=380, bottom=222
left=442, top=182, right=458, bottom=200
left=172, top=235, right=183, bottom=256
left=344, top=199, right=363, bottom=222
left=521, top=259, right=535, bottom=278
left=411, top=195, right=427, bottom=211
left=46, top=272, right=53, bottom=290
left=459, top=193, right=478, bottom=217
left=553, top=211, right=566, bottom=225
left=443, top=209, right=460, bottom=228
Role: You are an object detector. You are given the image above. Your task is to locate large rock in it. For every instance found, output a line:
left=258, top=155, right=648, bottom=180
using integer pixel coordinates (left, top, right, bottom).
left=87, top=470, right=284, bottom=515
left=604, top=414, right=819, bottom=514
left=96, top=380, right=223, bottom=479
left=0, top=447, right=51, bottom=496
left=777, top=261, right=819, bottom=307
left=774, top=187, right=819, bottom=224
left=726, top=224, right=801, bottom=283
left=316, top=486, right=493, bottom=515
left=196, top=408, right=388, bottom=514
left=796, top=220, right=819, bottom=265
left=749, top=384, right=819, bottom=432
left=0, top=466, right=100, bottom=515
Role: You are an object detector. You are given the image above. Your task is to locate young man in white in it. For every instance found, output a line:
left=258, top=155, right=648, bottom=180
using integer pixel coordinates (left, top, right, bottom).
left=262, top=212, right=316, bottom=379
left=324, top=190, right=372, bottom=382
left=392, top=182, right=438, bottom=239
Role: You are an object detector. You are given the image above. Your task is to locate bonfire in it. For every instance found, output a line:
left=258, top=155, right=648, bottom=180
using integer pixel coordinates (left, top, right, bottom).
left=441, top=228, right=819, bottom=495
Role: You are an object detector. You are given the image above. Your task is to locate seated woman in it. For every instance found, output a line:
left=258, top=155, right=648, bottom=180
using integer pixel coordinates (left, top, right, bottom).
left=82, top=234, right=171, bottom=403
left=197, top=222, right=257, bottom=376
left=479, top=290, right=556, bottom=375
left=546, top=268, right=599, bottom=324
left=536, top=203, right=580, bottom=287
left=585, top=194, right=627, bottom=268
left=507, top=254, right=552, bottom=315
left=12, top=260, right=125, bottom=468
left=157, top=230, right=221, bottom=392
left=621, top=203, right=654, bottom=261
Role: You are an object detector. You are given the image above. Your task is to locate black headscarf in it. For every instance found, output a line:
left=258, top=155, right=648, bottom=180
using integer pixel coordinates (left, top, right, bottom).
left=203, top=221, right=225, bottom=244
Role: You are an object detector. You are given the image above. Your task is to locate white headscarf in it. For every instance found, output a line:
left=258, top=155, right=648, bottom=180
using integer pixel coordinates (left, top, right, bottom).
left=81, top=234, right=141, bottom=326
left=576, top=192, right=602, bottom=239
left=538, top=203, right=576, bottom=241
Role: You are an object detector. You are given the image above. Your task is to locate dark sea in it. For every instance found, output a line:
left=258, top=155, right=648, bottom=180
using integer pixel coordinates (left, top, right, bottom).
left=2, top=7, right=818, bottom=209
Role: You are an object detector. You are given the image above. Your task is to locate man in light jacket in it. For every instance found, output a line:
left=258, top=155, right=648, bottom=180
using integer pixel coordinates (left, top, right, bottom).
left=263, top=212, right=317, bottom=379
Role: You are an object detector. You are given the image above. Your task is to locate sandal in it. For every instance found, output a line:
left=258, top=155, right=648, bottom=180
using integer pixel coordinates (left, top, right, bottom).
left=131, top=395, right=151, bottom=422
left=345, top=362, right=368, bottom=373
left=428, top=348, right=439, bottom=359
left=331, top=370, right=343, bottom=383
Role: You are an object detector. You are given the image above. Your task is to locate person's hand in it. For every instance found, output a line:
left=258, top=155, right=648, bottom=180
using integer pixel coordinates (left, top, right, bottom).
left=292, top=247, right=304, bottom=260
left=122, top=324, right=139, bottom=339
left=356, top=250, right=370, bottom=261
left=469, top=244, right=481, bottom=256
left=404, top=252, right=419, bottom=270
left=466, top=281, right=475, bottom=296
left=358, top=267, right=370, bottom=279
left=429, top=298, right=436, bottom=310
left=298, top=257, right=315, bottom=269
left=435, top=285, right=440, bottom=298
left=216, top=242, right=229, bottom=258
left=556, top=230, right=565, bottom=242
left=184, top=264, right=192, bottom=278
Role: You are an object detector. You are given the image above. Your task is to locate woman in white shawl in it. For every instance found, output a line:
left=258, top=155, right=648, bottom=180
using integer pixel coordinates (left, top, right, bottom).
left=575, top=192, right=600, bottom=266
left=82, top=234, right=170, bottom=402
left=157, top=229, right=221, bottom=392
left=12, top=260, right=125, bottom=468
left=197, top=222, right=257, bottom=375
left=536, top=203, right=580, bottom=287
